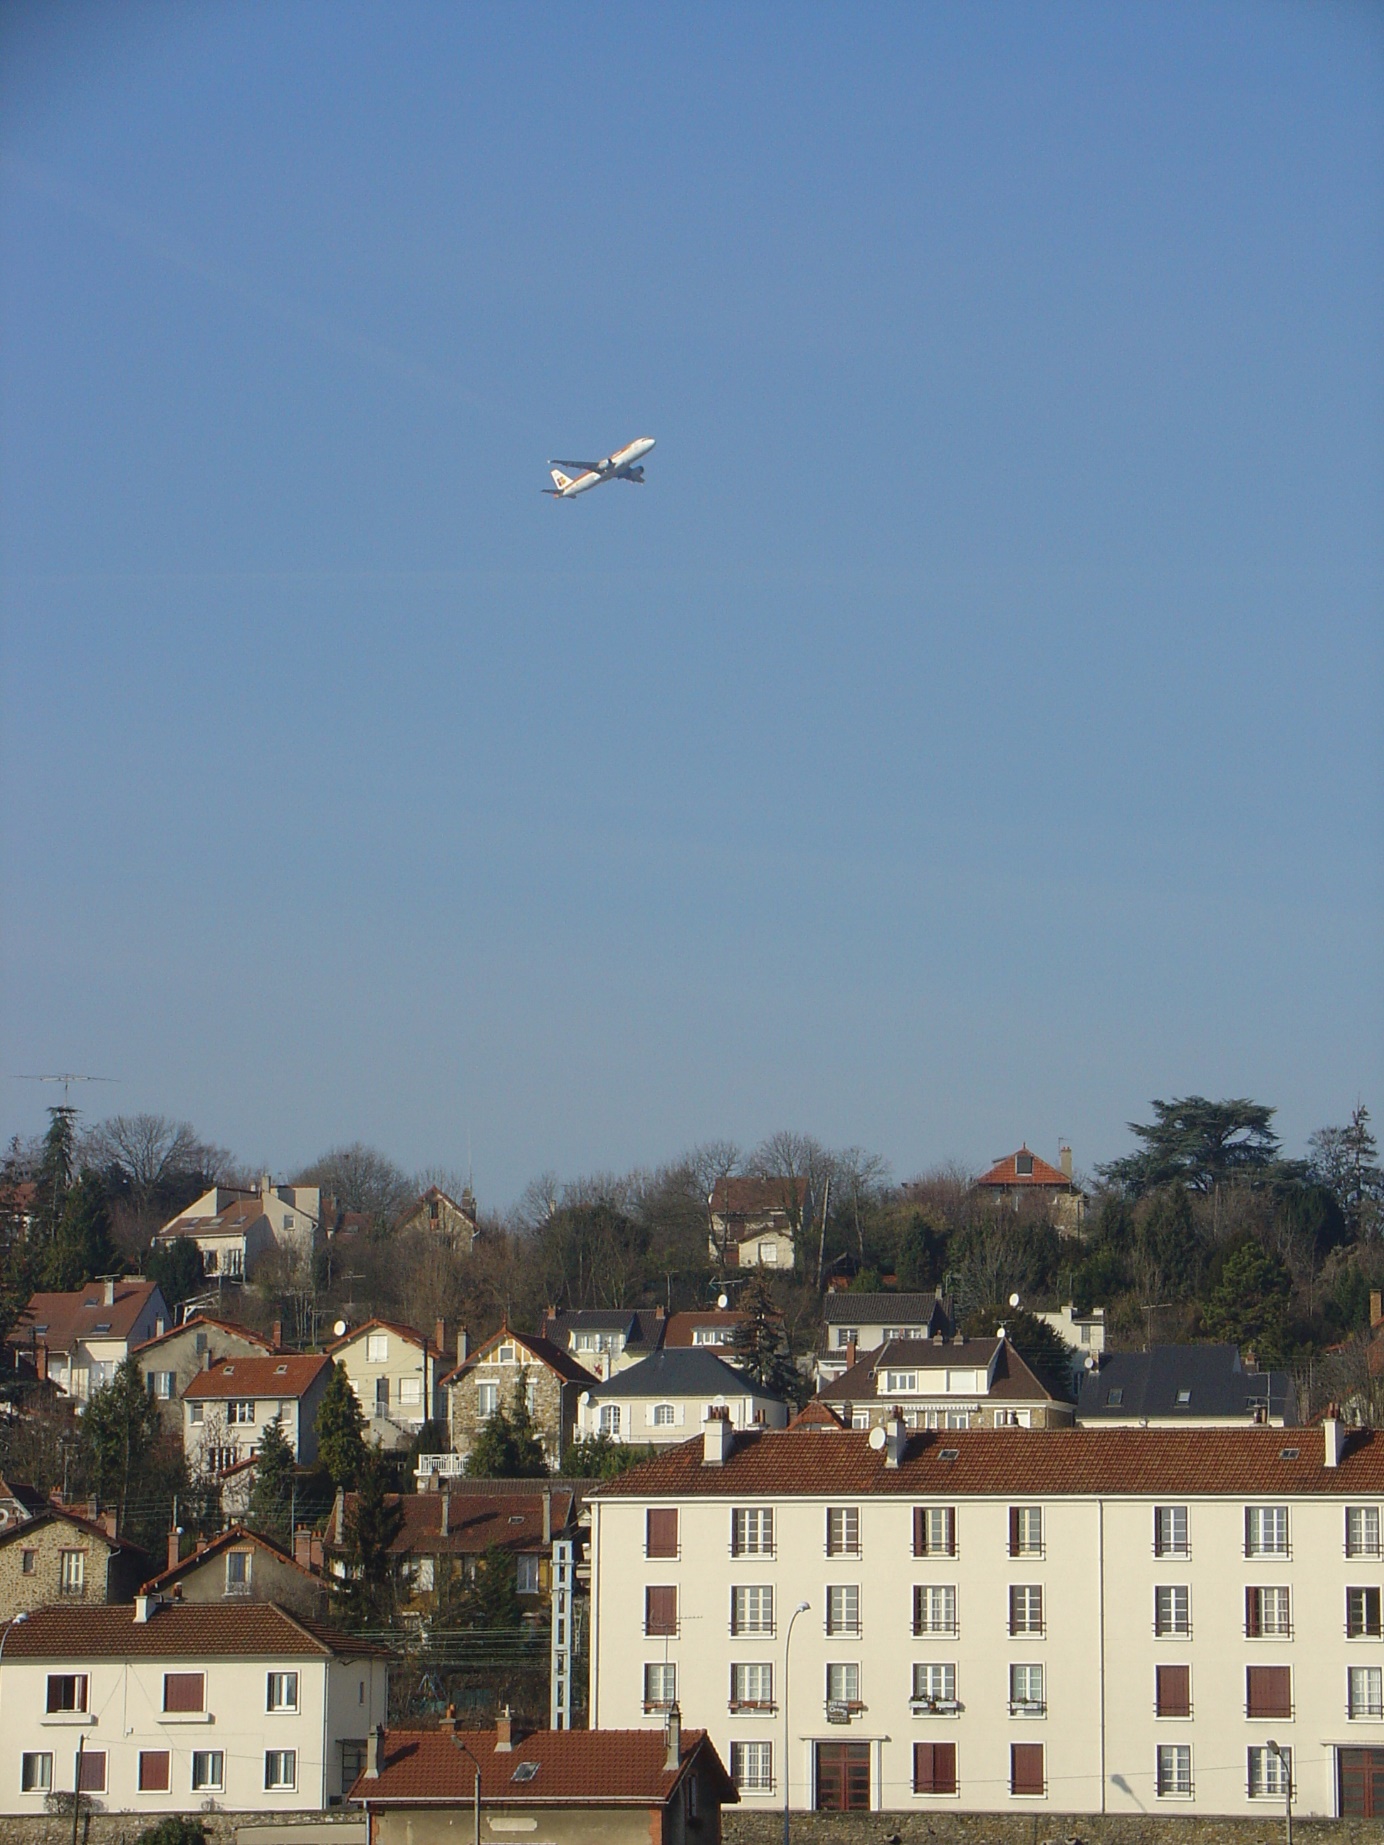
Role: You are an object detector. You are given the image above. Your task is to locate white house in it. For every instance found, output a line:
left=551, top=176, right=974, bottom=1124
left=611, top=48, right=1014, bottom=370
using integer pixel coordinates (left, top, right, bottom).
left=183, top=1353, right=332, bottom=1474
left=575, top=1349, right=790, bottom=1447
left=327, top=1319, right=446, bottom=1447
left=0, top=1599, right=388, bottom=1813
left=155, top=1176, right=321, bottom=1282
left=588, top=1414, right=1384, bottom=1819
left=8, top=1280, right=170, bottom=1404
left=816, top=1292, right=954, bottom=1387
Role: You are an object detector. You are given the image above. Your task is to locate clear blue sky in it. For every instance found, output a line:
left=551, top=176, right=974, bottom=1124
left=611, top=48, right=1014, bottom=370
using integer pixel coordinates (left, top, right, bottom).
left=2, top=3, right=1380, bottom=1204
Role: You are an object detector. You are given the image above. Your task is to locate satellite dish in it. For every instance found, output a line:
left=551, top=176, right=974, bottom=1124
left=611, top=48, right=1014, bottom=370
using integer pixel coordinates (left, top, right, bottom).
left=1008, top=1292, right=1022, bottom=1309
left=996, top=1325, right=1006, bottom=1340
left=333, top=1319, right=348, bottom=1338
left=1085, top=1354, right=1098, bottom=1371
left=867, top=1425, right=887, bottom=1451
left=579, top=1390, right=591, bottom=1406
left=716, top=1293, right=729, bottom=1310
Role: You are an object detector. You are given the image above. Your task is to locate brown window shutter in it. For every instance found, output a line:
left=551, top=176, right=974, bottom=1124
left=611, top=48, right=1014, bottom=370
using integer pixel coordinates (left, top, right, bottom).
left=645, top=1585, right=678, bottom=1636
left=138, top=1753, right=170, bottom=1794
left=76, top=1751, right=105, bottom=1794
left=163, top=1672, right=205, bottom=1713
left=914, top=1742, right=957, bottom=1794
left=1245, top=1588, right=1260, bottom=1637
left=913, top=1507, right=926, bottom=1556
left=647, top=1509, right=678, bottom=1557
left=943, top=1508, right=954, bottom=1554
left=1009, top=1508, right=1021, bottom=1556
left=1247, top=1666, right=1291, bottom=1719
left=1156, top=1665, right=1190, bottom=1718
left=1011, top=1743, right=1044, bottom=1795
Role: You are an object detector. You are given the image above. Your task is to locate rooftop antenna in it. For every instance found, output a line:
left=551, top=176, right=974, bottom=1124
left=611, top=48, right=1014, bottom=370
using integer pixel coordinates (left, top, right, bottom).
left=10, top=1073, right=118, bottom=1107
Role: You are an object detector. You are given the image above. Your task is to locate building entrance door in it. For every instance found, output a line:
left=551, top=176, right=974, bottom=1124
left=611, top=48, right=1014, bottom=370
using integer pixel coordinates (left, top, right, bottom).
left=1340, top=1749, right=1384, bottom=1816
left=815, top=1742, right=870, bottom=1811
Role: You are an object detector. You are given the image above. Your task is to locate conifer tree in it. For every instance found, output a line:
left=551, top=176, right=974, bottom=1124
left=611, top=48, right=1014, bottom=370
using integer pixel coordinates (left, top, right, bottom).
left=315, top=1361, right=368, bottom=1490
left=465, top=1374, right=548, bottom=1478
left=82, top=1356, right=160, bottom=1529
left=727, top=1275, right=799, bottom=1402
left=247, top=1416, right=295, bottom=1547
left=32, top=1106, right=78, bottom=1244
left=336, top=1445, right=401, bottom=1627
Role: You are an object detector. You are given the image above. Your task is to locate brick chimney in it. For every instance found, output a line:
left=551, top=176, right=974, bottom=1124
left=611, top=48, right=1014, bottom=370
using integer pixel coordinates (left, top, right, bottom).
left=846, top=1335, right=857, bottom=1370
left=435, top=1319, right=446, bottom=1356
left=542, top=1489, right=552, bottom=1544
left=167, top=1527, right=182, bottom=1572
left=1059, top=1143, right=1074, bottom=1180
left=96, top=1508, right=117, bottom=1539
left=495, top=1707, right=514, bottom=1752
left=272, top=1320, right=283, bottom=1352
left=294, top=1527, right=322, bottom=1571
left=457, top=1327, right=469, bottom=1364
left=1372, top=1291, right=1383, bottom=1331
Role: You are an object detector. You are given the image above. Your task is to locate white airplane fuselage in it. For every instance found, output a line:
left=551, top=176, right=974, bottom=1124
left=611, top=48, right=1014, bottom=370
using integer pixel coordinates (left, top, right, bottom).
left=547, top=436, right=656, bottom=498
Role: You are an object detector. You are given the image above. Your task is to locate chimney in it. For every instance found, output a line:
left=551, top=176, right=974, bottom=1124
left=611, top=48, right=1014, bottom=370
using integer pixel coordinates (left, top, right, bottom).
left=34, top=1343, right=47, bottom=1383
left=294, top=1526, right=314, bottom=1569
left=440, top=1492, right=450, bottom=1538
left=885, top=1410, right=906, bottom=1469
left=333, top=1486, right=346, bottom=1548
left=203, top=1347, right=213, bottom=1370
left=440, top=1705, right=460, bottom=1736
left=272, top=1321, right=283, bottom=1352
left=655, top=1304, right=665, bottom=1320
left=542, top=1489, right=552, bottom=1544
left=103, top=1278, right=116, bottom=1307
left=495, top=1707, right=514, bottom=1753
left=167, top=1527, right=182, bottom=1572
left=435, top=1318, right=446, bottom=1356
left=1372, top=1291, right=1383, bottom=1331
left=96, top=1508, right=117, bottom=1539
left=261, top=1173, right=273, bottom=1199
left=364, top=1723, right=384, bottom=1778
left=1059, top=1143, right=1073, bottom=1180
left=664, top=1703, right=682, bottom=1772
left=1325, top=1408, right=1345, bottom=1469
left=845, top=1335, right=857, bottom=1370
left=457, top=1328, right=469, bottom=1364
left=155, top=1316, right=166, bottom=1339
left=133, top=1592, right=158, bottom=1624
left=703, top=1406, right=733, bottom=1467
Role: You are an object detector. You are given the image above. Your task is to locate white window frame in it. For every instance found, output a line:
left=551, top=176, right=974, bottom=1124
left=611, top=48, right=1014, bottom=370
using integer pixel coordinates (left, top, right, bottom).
left=266, top=1671, right=299, bottom=1713
left=730, top=1662, right=774, bottom=1709
left=826, top=1506, right=860, bottom=1557
left=1248, top=1745, right=1290, bottom=1798
left=1156, top=1743, right=1192, bottom=1797
left=915, top=1584, right=957, bottom=1636
left=1349, top=1666, right=1384, bottom=1719
left=826, top=1584, right=860, bottom=1636
left=730, top=1740, right=773, bottom=1792
left=599, top=1403, right=622, bottom=1437
left=1009, top=1584, right=1044, bottom=1636
left=264, top=1749, right=297, bottom=1793
left=732, top=1508, right=774, bottom=1557
left=1246, top=1505, right=1289, bottom=1557
left=366, top=1333, right=389, bottom=1362
left=227, top=1399, right=256, bottom=1426
left=191, top=1751, right=224, bottom=1792
left=21, top=1752, right=53, bottom=1793
left=1009, top=1663, right=1045, bottom=1714
left=1154, top=1505, right=1189, bottom=1557
left=652, top=1403, right=676, bottom=1427
left=732, top=1584, right=775, bottom=1636
left=826, top=1661, right=860, bottom=1706
left=225, top=1551, right=251, bottom=1594
left=911, top=1661, right=957, bottom=1707
left=477, top=1381, right=499, bottom=1417
left=1155, top=1585, right=1190, bottom=1636
left=1348, top=1507, right=1381, bottom=1559
left=1012, top=1506, right=1044, bottom=1556
left=58, top=1550, right=85, bottom=1595
left=643, top=1661, right=677, bottom=1712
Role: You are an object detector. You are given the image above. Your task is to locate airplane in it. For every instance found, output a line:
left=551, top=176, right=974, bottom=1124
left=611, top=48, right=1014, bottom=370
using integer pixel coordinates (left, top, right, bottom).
left=543, top=436, right=656, bottom=498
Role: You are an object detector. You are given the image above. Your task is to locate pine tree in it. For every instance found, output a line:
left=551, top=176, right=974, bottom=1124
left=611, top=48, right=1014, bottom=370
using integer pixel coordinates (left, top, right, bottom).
left=727, top=1275, right=799, bottom=1402
left=336, top=1445, right=402, bottom=1627
left=82, top=1355, right=160, bottom=1529
left=464, top=1374, right=549, bottom=1478
left=315, top=1361, right=368, bottom=1490
left=247, top=1416, right=295, bottom=1547
left=32, top=1106, right=78, bottom=1244
left=44, top=1175, right=118, bottom=1291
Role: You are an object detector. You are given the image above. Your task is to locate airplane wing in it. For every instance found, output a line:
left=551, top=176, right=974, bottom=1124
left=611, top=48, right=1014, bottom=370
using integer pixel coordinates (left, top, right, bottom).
left=549, top=459, right=603, bottom=471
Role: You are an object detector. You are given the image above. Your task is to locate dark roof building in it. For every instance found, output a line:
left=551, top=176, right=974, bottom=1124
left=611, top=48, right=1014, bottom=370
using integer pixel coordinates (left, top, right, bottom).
left=1076, top=1342, right=1297, bottom=1427
left=574, top=1347, right=791, bottom=1446
left=815, top=1333, right=1073, bottom=1430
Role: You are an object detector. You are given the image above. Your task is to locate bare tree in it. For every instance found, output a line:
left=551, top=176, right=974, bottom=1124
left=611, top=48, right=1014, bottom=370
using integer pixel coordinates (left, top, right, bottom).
left=833, top=1146, right=891, bottom=1261
left=81, top=1113, right=233, bottom=1247
left=294, top=1143, right=413, bottom=1230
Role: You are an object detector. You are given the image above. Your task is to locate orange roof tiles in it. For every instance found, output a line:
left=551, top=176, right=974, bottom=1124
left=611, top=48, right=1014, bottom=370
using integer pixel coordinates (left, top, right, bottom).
left=4, top=1602, right=387, bottom=1659
left=440, top=1329, right=596, bottom=1390
left=342, top=1490, right=576, bottom=1558
left=183, top=1353, right=330, bottom=1400
left=328, top=1318, right=443, bottom=1360
left=12, top=1281, right=164, bottom=1352
left=976, top=1146, right=1074, bottom=1188
left=353, top=1726, right=734, bottom=1807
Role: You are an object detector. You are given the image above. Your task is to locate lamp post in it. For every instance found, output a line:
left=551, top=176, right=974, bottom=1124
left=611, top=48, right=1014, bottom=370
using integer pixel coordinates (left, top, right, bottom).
left=0, top=1611, right=29, bottom=1716
left=1266, top=1740, right=1293, bottom=1845
left=451, top=1737, right=482, bottom=1845
left=782, top=1600, right=810, bottom=1845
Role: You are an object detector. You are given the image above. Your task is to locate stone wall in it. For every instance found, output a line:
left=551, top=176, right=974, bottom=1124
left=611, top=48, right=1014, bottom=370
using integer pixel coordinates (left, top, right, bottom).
left=448, top=1362, right=572, bottom=1469
left=0, top=1811, right=357, bottom=1845
left=0, top=1521, right=136, bottom=1621
left=724, top=1816, right=1371, bottom=1845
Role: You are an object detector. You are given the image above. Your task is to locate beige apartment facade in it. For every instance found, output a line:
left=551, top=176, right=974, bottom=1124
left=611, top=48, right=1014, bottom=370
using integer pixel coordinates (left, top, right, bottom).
left=589, top=1416, right=1384, bottom=1820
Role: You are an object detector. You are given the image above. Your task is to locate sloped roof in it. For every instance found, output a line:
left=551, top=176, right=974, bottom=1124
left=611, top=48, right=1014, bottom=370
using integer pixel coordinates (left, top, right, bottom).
left=1077, top=1344, right=1297, bottom=1423
left=789, top=1400, right=847, bottom=1430
left=976, top=1146, right=1075, bottom=1189
left=132, top=1314, right=275, bottom=1357
left=139, top=1525, right=319, bottom=1594
left=351, top=1726, right=734, bottom=1808
left=710, top=1176, right=806, bottom=1217
left=591, top=1424, right=1368, bottom=1499
left=12, top=1281, right=165, bottom=1352
left=183, top=1354, right=330, bottom=1400
left=660, top=1311, right=746, bottom=1347
left=817, top=1336, right=1058, bottom=1407
left=328, top=1318, right=443, bottom=1361
left=0, top=1478, right=52, bottom=1516
left=586, top=1346, right=786, bottom=1404
left=439, top=1330, right=596, bottom=1390
left=157, top=1197, right=267, bottom=1240
left=539, top=1308, right=664, bottom=1349
left=0, top=1505, right=151, bottom=1564
left=343, top=1489, right=577, bottom=1558
left=4, top=1601, right=388, bottom=1659
left=822, top=1292, right=949, bottom=1327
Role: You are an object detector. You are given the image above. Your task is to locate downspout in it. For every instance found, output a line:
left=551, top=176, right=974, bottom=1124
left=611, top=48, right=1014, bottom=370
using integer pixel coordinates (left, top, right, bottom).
left=321, top=1661, right=330, bottom=1806
left=1097, top=1496, right=1106, bottom=1813
left=587, top=1500, right=600, bottom=1727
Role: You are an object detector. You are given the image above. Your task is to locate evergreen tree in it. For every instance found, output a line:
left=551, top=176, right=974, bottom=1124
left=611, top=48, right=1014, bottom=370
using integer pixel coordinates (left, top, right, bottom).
left=32, top=1106, right=78, bottom=1244
left=44, top=1175, right=119, bottom=1291
left=145, top=1236, right=204, bottom=1311
left=247, top=1416, right=295, bottom=1547
left=336, top=1445, right=402, bottom=1626
left=465, top=1375, right=548, bottom=1478
left=1201, top=1241, right=1293, bottom=1362
left=563, top=1433, right=654, bottom=1479
left=727, top=1275, right=799, bottom=1401
left=82, top=1355, right=160, bottom=1529
left=1100, top=1097, right=1279, bottom=1197
left=315, top=1361, right=368, bottom=1490
left=997, top=1308, right=1078, bottom=1404
left=1310, top=1106, right=1383, bottom=1239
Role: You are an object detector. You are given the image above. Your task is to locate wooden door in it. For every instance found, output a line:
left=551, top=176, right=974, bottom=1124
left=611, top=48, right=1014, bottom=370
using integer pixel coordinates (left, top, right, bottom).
left=1339, top=1749, right=1384, bottom=1816
left=815, top=1742, right=870, bottom=1811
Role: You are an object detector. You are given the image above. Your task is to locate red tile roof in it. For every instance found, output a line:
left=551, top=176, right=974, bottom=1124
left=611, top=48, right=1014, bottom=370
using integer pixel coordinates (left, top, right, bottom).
left=343, top=1490, right=576, bottom=1558
left=4, top=1601, right=387, bottom=1658
left=592, top=1424, right=1373, bottom=1499
left=661, top=1311, right=746, bottom=1347
left=139, top=1525, right=318, bottom=1593
left=789, top=1400, right=847, bottom=1430
left=183, top=1353, right=330, bottom=1400
left=0, top=1505, right=151, bottom=1563
left=439, top=1330, right=596, bottom=1390
left=976, top=1146, right=1074, bottom=1189
left=132, top=1314, right=275, bottom=1357
left=12, top=1281, right=165, bottom=1353
left=817, top=1336, right=1059, bottom=1405
left=328, top=1319, right=443, bottom=1361
left=352, top=1726, right=734, bottom=1807
left=710, top=1176, right=804, bottom=1218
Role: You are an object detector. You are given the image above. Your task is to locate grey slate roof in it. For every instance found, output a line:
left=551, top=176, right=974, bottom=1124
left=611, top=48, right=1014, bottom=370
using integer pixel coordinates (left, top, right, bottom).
left=585, top=1346, right=787, bottom=1404
left=822, top=1292, right=952, bottom=1329
left=1076, top=1344, right=1297, bottom=1425
left=542, top=1308, right=663, bottom=1347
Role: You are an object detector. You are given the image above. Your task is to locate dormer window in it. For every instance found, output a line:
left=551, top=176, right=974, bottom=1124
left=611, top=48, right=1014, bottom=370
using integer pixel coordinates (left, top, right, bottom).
left=498, top=1344, right=516, bottom=1364
left=1015, top=1152, right=1034, bottom=1177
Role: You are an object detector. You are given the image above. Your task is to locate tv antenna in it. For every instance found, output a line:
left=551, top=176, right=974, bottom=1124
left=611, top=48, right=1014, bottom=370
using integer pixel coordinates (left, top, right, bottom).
left=10, top=1073, right=118, bottom=1107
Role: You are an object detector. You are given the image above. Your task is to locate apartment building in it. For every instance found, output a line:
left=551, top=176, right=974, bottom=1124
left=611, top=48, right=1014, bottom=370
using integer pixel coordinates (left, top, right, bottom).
left=0, top=1600, right=389, bottom=1814
left=589, top=1413, right=1384, bottom=1819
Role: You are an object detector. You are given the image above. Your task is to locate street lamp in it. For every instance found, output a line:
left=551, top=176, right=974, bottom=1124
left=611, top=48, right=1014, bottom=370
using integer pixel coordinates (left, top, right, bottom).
left=451, top=1737, right=482, bottom=1845
left=782, top=1600, right=810, bottom=1845
left=1266, top=1740, right=1293, bottom=1845
left=0, top=1611, right=29, bottom=1715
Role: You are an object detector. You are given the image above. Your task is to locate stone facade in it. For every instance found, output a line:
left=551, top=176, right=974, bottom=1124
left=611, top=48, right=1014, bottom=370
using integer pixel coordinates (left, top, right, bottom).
left=0, top=1515, right=147, bottom=1620
left=725, top=1819, right=1374, bottom=1845
left=444, top=1332, right=592, bottom=1471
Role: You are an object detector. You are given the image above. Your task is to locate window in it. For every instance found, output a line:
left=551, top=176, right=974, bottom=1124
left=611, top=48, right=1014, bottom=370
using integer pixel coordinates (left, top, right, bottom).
left=730, top=1663, right=774, bottom=1708
left=1156, top=1744, right=1192, bottom=1797
left=1106, top=1387, right=1124, bottom=1407
left=341, top=1740, right=367, bottom=1788
left=477, top=1381, right=499, bottom=1416
left=826, top=1507, right=860, bottom=1556
left=1349, top=1507, right=1382, bottom=1558
left=516, top=1555, right=540, bottom=1594
left=399, top=1377, right=422, bottom=1407
left=644, top=1662, right=677, bottom=1711
left=20, top=1550, right=34, bottom=1575
left=732, top=1585, right=774, bottom=1635
left=913, top=1741, right=958, bottom=1795
left=1154, top=1506, right=1188, bottom=1557
left=138, top=1751, right=170, bottom=1793
left=599, top=1404, right=622, bottom=1437
left=645, top=1585, right=678, bottom=1636
left=21, top=1753, right=52, bottom=1793
left=1010, top=1664, right=1045, bottom=1714
left=226, top=1551, right=251, bottom=1595
left=1016, top=1152, right=1034, bottom=1176
left=732, top=1508, right=774, bottom=1556
left=191, top=1751, right=224, bottom=1792
left=1350, top=1667, right=1384, bottom=1719
left=835, top=1327, right=858, bottom=1348
left=1349, top=1588, right=1384, bottom=1638
left=1248, top=1745, right=1291, bottom=1797
left=646, top=1508, right=679, bottom=1558
left=1010, top=1742, right=1045, bottom=1796
left=46, top=1674, right=88, bottom=1714
left=163, top=1671, right=205, bottom=1713
left=264, top=1750, right=296, bottom=1792
left=913, top=1584, right=957, bottom=1636
left=1009, top=1585, right=1044, bottom=1636
left=1246, top=1506, right=1289, bottom=1557
left=653, top=1403, right=676, bottom=1427
left=911, top=1662, right=957, bottom=1708
left=366, top=1333, right=388, bottom=1362
left=885, top=1371, right=918, bottom=1393
left=1009, top=1507, right=1043, bottom=1557
left=227, top=1400, right=255, bottom=1425
left=73, top=1749, right=105, bottom=1794
left=151, top=1371, right=174, bottom=1399
left=1247, top=1666, right=1292, bottom=1719
left=1155, top=1663, right=1191, bottom=1718
left=826, top=1662, right=860, bottom=1707
left=59, top=1550, right=85, bottom=1595
left=730, top=1741, right=773, bottom=1792
left=913, top=1507, right=955, bottom=1557
left=1154, top=1586, right=1190, bottom=1636
left=1246, top=1585, right=1291, bottom=1637
left=759, top=1241, right=777, bottom=1264
left=826, top=1585, right=860, bottom=1636
left=189, top=1402, right=204, bottom=1424
left=267, top=1672, right=299, bottom=1712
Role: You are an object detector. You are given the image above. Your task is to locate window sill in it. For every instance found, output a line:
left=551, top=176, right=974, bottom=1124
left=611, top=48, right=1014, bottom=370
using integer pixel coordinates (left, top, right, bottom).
left=728, top=1703, right=777, bottom=1715
left=1348, top=1713, right=1384, bottom=1723
left=1008, top=1704, right=1047, bottom=1718
left=157, top=1712, right=212, bottom=1725
left=40, top=1714, right=95, bottom=1727
left=910, top=1701, right=960, bottom=1717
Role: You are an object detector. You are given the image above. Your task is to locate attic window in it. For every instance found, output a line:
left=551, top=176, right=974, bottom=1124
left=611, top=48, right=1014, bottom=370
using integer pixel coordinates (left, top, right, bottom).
left=508, top=1515, right=525, bottom=1525
left=93, top=1323, right=111, bottom=1334
left=511, top=1762, right=539, bottom=1783
left=1106, top=1388, right=1124, bottom=1407
left=498, top=1345, right=516, bottom=1364
left=275, top=1365, right=288, bottom=1376
left=1015, top=1153, right=1034, bottom=1177
left=223, top=1366, right=234, bottom=1376
left=938, top=1448, right=960, bottom=1461
left=1175, top=1389, right=1192, bottom=1406
left=1279, top=1447, right=1300, bottom=1460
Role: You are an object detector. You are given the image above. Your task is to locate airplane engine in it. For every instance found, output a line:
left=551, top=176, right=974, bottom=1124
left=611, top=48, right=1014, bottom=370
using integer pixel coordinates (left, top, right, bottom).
left=625, top=466, right=645, bottom=482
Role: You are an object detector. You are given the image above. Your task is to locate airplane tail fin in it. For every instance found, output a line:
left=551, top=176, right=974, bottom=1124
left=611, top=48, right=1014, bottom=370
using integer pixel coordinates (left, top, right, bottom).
left=549, top=468, right=572, bottom=491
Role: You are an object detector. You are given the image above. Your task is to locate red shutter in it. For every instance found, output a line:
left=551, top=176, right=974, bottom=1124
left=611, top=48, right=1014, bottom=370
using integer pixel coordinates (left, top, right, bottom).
left=1247, top=1666, right=1292, bottom=1719
left=647, top=1509, right=678, bottom=1557
left=163, top=1672, right=205, bottom=1713
left=1008, top=1508, right=1021, bottom=1556
left=1011, top=1743, right=1045, bottom=1795
left=913, top=1507, right=926, bottom=1556
left=914, top=1742, right=957, bottom=1794
left=1156, top=1665, right=1190, bottom=1718
left=139, top=1753, right=171, bottom=1793
left=76, top=1751, right=106, bottom=1794
left=645, top=1585, right=678, bottom=1636
left=1245, top=1588, right=1260, bottom=1637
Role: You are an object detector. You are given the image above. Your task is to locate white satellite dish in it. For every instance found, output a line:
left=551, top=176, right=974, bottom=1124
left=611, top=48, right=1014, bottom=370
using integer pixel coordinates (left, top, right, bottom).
left=867, top=1425, right=887, bottom=1451
left=716, top=1293, right=729, bottom=1310
left=579, top=1390, right=591, bottom=1406
left=1008, top=1292, right=1022, bottom=1309
left=1084, top=1354, right=1098, bottom=1371
left=333, top=1319, right=348, bottom=1338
